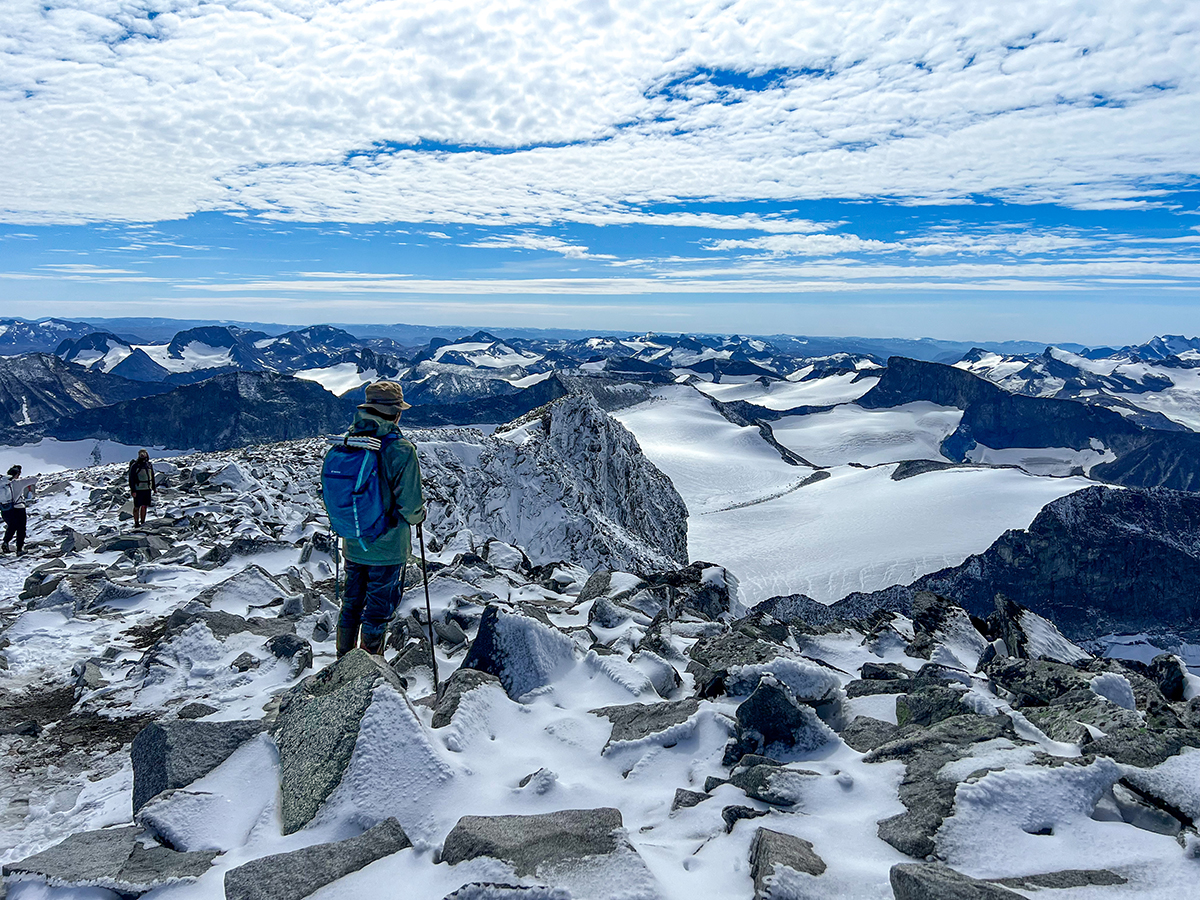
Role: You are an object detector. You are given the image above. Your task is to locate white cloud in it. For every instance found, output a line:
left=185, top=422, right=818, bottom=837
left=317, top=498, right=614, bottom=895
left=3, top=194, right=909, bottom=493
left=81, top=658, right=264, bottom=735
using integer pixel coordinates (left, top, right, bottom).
left=461, top=232, right=615, bottom=259
left=1, top=1, right=1198, bottom=224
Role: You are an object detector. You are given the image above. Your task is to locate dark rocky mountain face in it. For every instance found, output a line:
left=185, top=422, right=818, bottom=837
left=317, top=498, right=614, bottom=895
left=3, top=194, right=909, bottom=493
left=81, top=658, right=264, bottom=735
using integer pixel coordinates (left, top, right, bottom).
left=46, top=372, right=356, bottom=451
left=165, top=326, right=268, bottom=371
left=109, top=348, right=171, bottom=382
left=0, top=318, right=98, bottom=354
left=861, top=356, right=1200, bottom=491
left=54, top=331, right=133, bottom=369
left=403, top=374, right=569, bottom=426
left=251, top=325, right=370, bottom=371
left=0, top=354, right=170, bottom=438
left=812, top=486, right=1200, bottom=641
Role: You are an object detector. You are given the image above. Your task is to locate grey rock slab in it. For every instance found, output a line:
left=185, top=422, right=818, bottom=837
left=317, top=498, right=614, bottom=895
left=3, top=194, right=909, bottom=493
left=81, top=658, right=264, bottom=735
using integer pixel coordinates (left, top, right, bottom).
left=896, top=685, right=969, bottom=728
left=590, top=698, right=699, bottom=748
left=272, top=648, right=408, bottom=834
left=433, top=668, right=504, bottom=729
left=1085, top=726, right=1200, bottom=768
left=131, top=719, right=265, bottom=812
left=722, top=805, right=769, bottom=833
left=441, top=808, right=623, bottom=876
left=983, top=658, right=1090, bottom=708
left=1022, top=692, right=1143, bottom=743
left=223, top=817, right=411, bottom=900
left=749, top=827, right=826, bottom=899
left=890, top=863, right=1025, bottom=899
left=842, top=717, right=902, bottom=753
left=990, top=869, right=1127, bottom=890
left=2, top=825, right=214, bottom=895
left=671, top=789, right=710, bottom=811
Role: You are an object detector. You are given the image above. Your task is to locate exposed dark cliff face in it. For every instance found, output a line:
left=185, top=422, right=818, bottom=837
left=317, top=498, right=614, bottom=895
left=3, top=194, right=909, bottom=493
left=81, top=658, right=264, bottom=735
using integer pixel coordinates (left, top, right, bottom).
left=0, top=354, right=169, bottom=435
left=403, top=375, right=569, bottom=426
left=823, top=486, right=1200, bottom=640
left=860, top=356, right=1200, bottom=491
left=47, top=372, right=356, bottom=451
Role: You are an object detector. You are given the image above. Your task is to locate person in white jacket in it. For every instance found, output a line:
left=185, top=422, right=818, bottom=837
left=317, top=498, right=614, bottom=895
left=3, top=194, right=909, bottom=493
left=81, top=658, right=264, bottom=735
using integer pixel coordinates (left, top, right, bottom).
left=2, top=464, right=34, bottom=555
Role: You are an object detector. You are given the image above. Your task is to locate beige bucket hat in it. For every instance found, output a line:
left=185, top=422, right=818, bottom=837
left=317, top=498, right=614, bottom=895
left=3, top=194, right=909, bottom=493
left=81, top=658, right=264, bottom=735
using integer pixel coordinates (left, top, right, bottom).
left=361, top=380, right=413, bottom=414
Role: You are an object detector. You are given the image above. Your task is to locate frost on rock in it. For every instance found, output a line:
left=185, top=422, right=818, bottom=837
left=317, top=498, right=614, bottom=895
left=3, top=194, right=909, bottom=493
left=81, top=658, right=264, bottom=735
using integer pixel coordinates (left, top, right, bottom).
left=272, top=649, right=449, bottom=835
left=1089, top=672, right=1138, bottom=711
left=460, top=606, right=577, bottom=700
left=422, top=394, right=688, bottom=572
left=1, top=825, right=216, bottom=895
left=136, top=734, right=279, bottom=852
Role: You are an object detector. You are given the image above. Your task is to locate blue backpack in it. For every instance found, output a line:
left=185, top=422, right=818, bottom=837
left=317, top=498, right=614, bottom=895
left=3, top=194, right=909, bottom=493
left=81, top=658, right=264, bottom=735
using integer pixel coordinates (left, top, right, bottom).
left=321, top=434, right=396, bottom=549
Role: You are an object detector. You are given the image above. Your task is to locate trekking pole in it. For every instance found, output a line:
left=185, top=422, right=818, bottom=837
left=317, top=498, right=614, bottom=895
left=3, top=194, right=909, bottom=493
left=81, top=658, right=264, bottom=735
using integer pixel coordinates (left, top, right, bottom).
left=333, top=536, right=341, bottom=607
left=417, top=523, right=439, bottom=693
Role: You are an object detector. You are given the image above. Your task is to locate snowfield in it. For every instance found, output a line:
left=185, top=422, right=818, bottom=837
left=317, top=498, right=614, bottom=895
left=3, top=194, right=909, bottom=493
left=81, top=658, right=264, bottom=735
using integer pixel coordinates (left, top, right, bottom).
left=616, top=386, right=1089, bottom=606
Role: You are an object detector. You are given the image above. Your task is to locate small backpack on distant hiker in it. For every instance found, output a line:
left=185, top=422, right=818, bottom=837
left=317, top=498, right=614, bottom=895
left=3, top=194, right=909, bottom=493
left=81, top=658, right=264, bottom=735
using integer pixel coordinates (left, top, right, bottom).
left=321, top=433, right=398, bottom=550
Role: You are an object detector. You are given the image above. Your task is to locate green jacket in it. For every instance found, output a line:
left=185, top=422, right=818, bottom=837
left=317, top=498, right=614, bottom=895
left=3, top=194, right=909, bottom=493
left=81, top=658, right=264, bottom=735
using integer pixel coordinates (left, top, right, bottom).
left=340, top=409, right=426, bottom=566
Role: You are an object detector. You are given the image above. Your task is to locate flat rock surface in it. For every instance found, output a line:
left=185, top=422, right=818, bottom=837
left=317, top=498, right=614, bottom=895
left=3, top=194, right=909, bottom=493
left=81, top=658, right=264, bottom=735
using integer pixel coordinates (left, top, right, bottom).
left=441, top=808, right=624, bottom=876
left=223, top=817, right=411, bottom=900
left=890, top=862, right=1025, bottom=900
left=2, top=825, right=215, bottom=894
left=590, top=699, right=699, bottom=746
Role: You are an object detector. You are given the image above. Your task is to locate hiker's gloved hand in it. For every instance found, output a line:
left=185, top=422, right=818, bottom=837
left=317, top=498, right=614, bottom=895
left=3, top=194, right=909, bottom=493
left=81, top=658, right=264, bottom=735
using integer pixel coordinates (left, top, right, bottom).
left=408, top=508, right=426, bottom=525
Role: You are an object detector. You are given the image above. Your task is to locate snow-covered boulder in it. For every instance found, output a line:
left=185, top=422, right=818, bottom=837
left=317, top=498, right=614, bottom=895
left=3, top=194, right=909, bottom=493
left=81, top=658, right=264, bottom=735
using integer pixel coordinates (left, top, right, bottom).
left=459, top=606, right=577, bottom=700
left=273, top=649, right=452, bottom=837
left=223, top=818, right=412, bottom=900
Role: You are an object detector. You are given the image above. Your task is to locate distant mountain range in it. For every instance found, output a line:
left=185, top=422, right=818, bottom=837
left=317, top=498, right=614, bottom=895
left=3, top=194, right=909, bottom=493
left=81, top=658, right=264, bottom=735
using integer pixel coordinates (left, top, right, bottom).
left=2, top=317, right=1199, bottom=474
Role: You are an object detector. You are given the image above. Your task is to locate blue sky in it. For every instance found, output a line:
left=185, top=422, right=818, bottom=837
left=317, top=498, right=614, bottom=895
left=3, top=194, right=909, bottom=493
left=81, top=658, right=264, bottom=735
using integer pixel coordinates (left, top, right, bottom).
left=2, top=1, right=1199, bottom=344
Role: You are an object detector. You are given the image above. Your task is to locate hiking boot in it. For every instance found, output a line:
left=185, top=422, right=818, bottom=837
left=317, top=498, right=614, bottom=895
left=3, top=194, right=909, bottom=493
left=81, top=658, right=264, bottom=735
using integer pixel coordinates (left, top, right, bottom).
left=336, top=625, right=359, bottom=659
left=359, top=631, right=385, bottom=656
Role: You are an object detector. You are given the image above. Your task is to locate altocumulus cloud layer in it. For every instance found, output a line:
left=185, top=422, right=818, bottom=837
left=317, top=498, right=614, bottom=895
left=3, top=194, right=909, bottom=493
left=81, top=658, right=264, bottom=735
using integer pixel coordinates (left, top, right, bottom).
left=2, top=0, right=1200, bottom=340
left=4, top=0, right=1199, bottom=223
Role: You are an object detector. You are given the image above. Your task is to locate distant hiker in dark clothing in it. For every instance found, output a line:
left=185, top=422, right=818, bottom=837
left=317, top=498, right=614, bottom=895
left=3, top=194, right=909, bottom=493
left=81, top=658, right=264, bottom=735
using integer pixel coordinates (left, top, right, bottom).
left=330, top=381, right=426, bottom=657
left=2, top=465, right=34, bottom=555
left=128, top=450, right=156, bottom=528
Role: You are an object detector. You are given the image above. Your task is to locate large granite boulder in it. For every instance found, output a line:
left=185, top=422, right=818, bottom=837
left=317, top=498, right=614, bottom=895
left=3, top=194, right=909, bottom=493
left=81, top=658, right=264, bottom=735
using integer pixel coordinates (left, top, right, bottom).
left=224, top=818, right=412, bottom=900
left=2, top=826, right=215, bottom=895
left=273, top=649, right=452, bottom=836
left=131, top=719, right=265, bottom=812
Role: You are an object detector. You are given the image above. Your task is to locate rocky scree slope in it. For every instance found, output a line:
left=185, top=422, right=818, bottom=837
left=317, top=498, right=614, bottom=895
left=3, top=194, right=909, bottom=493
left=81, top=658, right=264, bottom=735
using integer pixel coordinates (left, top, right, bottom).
left=2, top=401, right=1200, bottom=897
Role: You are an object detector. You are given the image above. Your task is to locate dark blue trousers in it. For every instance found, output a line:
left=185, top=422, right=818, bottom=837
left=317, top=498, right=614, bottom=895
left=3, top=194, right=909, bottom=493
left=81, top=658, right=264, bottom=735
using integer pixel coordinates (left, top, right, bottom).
left=339, top=561, right=404, bottom=644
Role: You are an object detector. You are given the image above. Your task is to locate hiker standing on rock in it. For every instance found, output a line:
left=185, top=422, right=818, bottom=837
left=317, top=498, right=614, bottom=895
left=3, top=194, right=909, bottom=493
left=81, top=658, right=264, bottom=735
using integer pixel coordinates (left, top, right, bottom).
left=128, top=449, right=156, bottom=528
left=2, top=465, right=34, bottom=555
left=322, top=381, right=426, bottom=657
